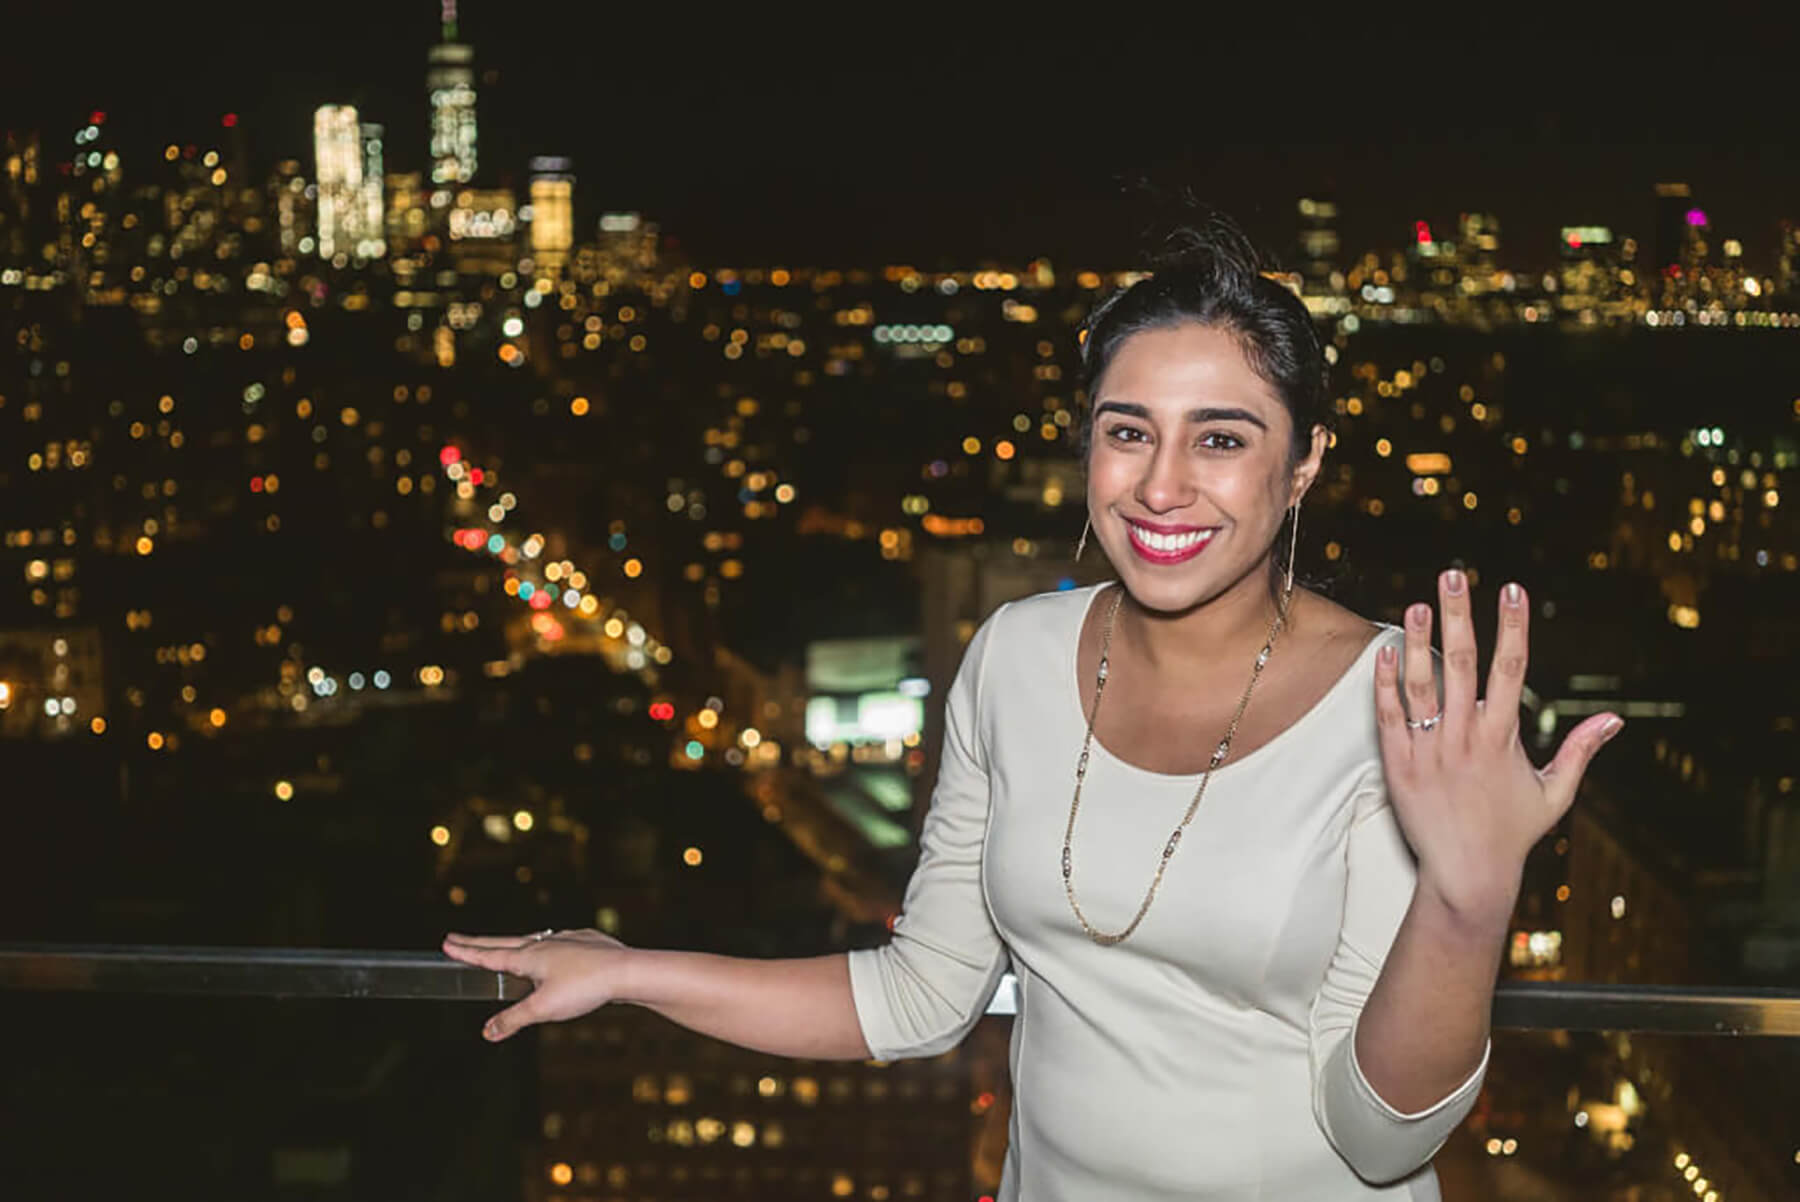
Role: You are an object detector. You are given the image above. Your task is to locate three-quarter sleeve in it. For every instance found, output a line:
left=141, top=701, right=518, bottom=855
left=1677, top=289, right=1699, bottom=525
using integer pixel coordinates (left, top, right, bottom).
left=845, top=606, right=1010, bottom=1061
left=1308, top=777, right=1489, bottom=1184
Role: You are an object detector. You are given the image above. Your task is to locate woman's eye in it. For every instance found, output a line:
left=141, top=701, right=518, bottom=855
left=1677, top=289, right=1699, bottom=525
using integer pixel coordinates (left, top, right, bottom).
left=1198, top=431, right=1244, bottom=451
left=1105, top=425, right=1147, bottom=444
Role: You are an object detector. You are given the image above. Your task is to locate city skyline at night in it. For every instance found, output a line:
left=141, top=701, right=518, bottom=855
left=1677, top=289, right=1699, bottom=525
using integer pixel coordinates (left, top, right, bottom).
left=4, top=7, right=1800, bottom=1201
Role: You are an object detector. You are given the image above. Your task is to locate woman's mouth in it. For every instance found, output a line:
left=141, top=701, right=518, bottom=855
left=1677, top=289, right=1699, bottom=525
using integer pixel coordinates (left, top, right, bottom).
left=1124, top=520, right=1218, bottom=565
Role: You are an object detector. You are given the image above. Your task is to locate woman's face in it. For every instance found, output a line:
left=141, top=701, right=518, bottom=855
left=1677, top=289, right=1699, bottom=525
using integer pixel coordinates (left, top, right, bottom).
left=1085, top=322, right=1323, bottom=616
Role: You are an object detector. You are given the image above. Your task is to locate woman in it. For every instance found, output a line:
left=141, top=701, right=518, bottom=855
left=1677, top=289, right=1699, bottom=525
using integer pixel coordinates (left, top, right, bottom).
left=443, top=215, right=1623, bottom=1199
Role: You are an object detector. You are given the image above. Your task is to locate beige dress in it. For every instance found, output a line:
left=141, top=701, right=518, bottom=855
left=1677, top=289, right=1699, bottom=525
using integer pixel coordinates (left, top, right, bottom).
left=848, top=584, right=1487, bottom=1200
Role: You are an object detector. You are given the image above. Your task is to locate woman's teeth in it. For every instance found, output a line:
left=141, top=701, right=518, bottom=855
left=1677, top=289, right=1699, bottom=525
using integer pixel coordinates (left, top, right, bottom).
left=1128, top=523, right=1215, bottom=553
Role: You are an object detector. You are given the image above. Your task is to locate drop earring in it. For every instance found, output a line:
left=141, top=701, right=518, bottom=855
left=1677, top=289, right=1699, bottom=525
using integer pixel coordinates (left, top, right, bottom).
left=1075, top=518, right=1090, bottom=562
left=1283, top=503, right=1300, bottom=604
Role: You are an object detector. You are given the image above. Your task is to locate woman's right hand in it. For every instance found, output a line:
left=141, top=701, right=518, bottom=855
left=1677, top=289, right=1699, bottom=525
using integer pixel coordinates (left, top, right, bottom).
left=442, top=928, right=629, bottom=1042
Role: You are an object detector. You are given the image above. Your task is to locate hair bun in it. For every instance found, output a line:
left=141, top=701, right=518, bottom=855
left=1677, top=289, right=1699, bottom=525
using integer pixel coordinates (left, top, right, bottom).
left=1144, top=212, right=1271, bottom=289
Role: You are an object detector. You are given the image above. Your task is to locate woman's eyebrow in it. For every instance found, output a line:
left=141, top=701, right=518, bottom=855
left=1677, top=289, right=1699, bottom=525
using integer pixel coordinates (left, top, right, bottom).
left=1093, top=400, right=1268, bottom=431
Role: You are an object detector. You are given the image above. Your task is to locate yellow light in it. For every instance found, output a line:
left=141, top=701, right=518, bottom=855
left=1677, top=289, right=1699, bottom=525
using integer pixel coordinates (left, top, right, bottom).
left=682, top=846, right=703, bottom=866
left=1668, top=531, right=1683, bottom=551
left=570, top=396, right=589, bottom=416
left=1766, top=489, right=1780, bottom=508
left=741, top=728, right=762, bottom=748
left=1462, top=492, right=1478, bottom=510
left=1470, top=403, right=1488, bottom=420
left=513, top=809, right=534, bottom=832
left=962, top=436, right=981, bottom=455
left=688, top=271, right=707, bottom=288
left=697, top=709, right=719, bottom=729
left=623, top=558, right=642, bottom=578
left=1375, top=438, right=1392, bottom=458
left=135, top=536, right=155, bottom=555
left=550, top=1163, right=573, bottom=1187
left=1405, top=452, right=1452, bottom=475
left=430, top=825, right=450, bottom=846
left=208, top=707, right=227, bottom=728
left=832, top=1175, right=855, bottom=1197
left=146, top=732, right=165, bottom=750
left=995, top=439, right=1015, bottom=460
left=89, top=716, right=106, bottom=734
left=1555, top=884, right=1570, bottom=902
left=775, top=483, right=796, bottom=503
left=274, top=780, right=294, bottom=801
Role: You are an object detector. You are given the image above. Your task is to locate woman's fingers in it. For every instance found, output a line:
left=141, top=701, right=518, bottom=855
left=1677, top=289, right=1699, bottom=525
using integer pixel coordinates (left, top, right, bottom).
left=483, top=1000, right=540, bottom=1042
left=1374, top=643, right=1413, bottom=775
left=1483, top=583, right=1530, bottom=734
left=1402, top=601, right=1437, bottom=723
left=1437, top=569, right=1478, bottom=729
left=441, top=938, right=531, bottom=977
left=1538, top=711, right=1625, bottom=815
left=444, top=932, right=536, bottom=949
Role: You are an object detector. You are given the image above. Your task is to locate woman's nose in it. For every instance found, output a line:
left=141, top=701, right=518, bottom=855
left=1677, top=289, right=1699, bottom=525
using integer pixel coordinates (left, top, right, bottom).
left=1135, top=445, right=1193, bottom=514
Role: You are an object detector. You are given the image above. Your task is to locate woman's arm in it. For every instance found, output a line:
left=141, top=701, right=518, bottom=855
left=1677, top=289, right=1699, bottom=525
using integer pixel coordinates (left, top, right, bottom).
left=1354, top=572, right=1619, bottom=1122
left=441, top=931, right=870, bottom=1059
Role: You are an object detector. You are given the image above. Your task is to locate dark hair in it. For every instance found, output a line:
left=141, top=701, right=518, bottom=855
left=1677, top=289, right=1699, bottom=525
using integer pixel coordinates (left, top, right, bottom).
left=1076, top=210, right=1335, bottom=601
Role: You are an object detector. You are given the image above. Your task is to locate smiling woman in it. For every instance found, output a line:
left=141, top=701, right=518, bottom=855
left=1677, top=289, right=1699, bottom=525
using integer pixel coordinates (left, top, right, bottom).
left=443, top=210, right=1624, bottom=1202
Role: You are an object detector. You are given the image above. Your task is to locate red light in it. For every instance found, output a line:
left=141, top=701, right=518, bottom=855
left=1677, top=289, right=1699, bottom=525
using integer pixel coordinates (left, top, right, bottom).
left=1413, top=220, right=1432, bottom=245
left=468, top=467, right=484, bottom=486
left=439, top=445, right=461, bottom=466
left=221, top=113, right=238, bottom=128
left=249, top=477, right=263, bottom=493
left=90, top=111, right=106, bottom=125
left=1567, top=235, right=1582, bottom=249
left=649, top=701, right=677, bottom=722
left=530, top=590, right=552, bottom=610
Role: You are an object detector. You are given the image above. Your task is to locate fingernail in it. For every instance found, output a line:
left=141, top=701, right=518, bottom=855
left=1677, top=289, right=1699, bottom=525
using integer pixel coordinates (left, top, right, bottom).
left=1601, top=717, right=1623, bottom=741
left=1504, top=582, right=1522, bottom=605
left=484, top=1021, right=499, bottom=1041
left=1408, top=603, right=1428, bottom=626
left=1444, top=569, right=1466, bottom=595
left=1379, top=644, right=1396, bottom=665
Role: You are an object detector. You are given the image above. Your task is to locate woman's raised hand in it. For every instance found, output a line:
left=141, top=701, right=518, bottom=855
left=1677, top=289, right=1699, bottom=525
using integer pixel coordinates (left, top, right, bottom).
left=441, top=928, right=629, bottom=1042
left=1373, top=569, right=1623, bottom=928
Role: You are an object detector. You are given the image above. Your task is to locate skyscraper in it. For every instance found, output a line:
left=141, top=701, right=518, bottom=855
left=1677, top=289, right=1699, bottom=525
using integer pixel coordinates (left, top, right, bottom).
left=357, top=122, right=387, bottom=259
left=313, top=104, right=363, bottom=260
left=1653, top=181, right=1695, bottom=275
left=528, top=157, right=574, bottom=281
left=427, top=1, right=478, bottom=197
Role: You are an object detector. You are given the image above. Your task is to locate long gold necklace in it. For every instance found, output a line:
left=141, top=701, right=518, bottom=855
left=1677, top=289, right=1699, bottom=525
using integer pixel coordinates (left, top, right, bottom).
left=1061, top=585, right=1288, bottom=946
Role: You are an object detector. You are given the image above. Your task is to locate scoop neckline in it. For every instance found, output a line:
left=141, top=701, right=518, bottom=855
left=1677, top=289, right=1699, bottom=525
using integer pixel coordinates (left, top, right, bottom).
left=1064, top=582, right=1396, bottom=783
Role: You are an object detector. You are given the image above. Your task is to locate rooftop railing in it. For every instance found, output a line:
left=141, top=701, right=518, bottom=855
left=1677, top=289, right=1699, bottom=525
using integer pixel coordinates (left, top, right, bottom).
left=5, top=942, right=1800, bottom=1036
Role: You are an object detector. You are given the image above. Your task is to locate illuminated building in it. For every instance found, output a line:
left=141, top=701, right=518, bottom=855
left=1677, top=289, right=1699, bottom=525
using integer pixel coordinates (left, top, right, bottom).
left=312, top=105, right=363, bottom=260
left=1652, top=181, right=1694, bottom=275
left=527, top=156, right=574, bottom=281
left=1778, top=220, right=1799, bottom=299
left=447, top=186, right=517, bottom=276
left=356, top=122, right=386, bottom=259
left=596, top=211, right=659, bottom=275
left=384, top=171, right=428, bottom=258
left=1296, top=195, right=1340, bottom=297
left=427, top=1, right=478, bottom=194
left=271, top=158, right=311, bottom=255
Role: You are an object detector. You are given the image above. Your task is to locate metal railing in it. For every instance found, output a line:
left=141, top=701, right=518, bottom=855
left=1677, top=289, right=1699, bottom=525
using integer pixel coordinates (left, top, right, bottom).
left=5, top=943, right=1800, bottom=1035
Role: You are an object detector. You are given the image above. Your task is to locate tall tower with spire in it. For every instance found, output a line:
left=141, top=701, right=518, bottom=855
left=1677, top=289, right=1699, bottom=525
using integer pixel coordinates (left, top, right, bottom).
left=426, top=0, right=478, bottom=201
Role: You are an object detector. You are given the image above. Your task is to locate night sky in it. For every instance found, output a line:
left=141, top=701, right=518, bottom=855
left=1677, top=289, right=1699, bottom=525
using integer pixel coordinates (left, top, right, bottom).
left=6, top=6, right=1800, bottom=268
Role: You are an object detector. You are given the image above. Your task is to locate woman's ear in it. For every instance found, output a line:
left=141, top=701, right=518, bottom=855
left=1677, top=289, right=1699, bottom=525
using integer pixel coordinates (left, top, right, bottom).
left=1288, top=424, right=1331, bottom=506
